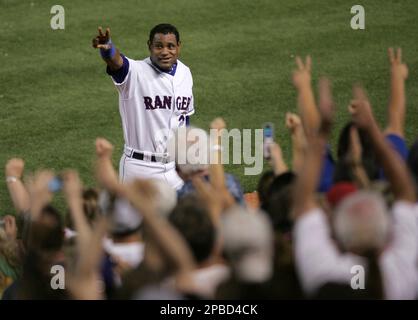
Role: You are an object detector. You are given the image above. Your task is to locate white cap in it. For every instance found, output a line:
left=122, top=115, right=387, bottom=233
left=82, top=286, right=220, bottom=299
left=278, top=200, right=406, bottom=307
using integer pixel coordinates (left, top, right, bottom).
left=151, top=178, right=177, bottom=218
left=221, top=206, right=274, bottom=283
left=110, top=197, right=143, bottom=235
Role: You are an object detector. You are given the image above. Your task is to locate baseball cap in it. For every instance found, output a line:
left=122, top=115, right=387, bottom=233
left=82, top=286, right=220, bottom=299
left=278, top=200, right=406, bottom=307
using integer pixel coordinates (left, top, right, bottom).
left=151, top=179, right=177, bottom=218
left=109, top=197, right=143, bottom=235
left=221, top=206, right=274, bottom=283
left=326, top=182, right=357, bottom=209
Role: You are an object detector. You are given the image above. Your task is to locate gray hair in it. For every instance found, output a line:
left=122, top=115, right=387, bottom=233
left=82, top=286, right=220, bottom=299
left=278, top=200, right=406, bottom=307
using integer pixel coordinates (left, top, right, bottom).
left=333, top=191, right=390, bottom=253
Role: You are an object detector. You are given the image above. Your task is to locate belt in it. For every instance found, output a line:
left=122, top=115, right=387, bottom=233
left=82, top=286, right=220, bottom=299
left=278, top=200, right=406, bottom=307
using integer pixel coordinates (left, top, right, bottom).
left=132, top=151, right=158, bottom=162
left=126, top=148, right=169, bottom=164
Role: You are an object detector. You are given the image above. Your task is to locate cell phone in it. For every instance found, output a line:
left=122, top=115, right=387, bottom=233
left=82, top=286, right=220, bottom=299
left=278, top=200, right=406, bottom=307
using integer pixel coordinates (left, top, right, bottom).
left=263, top=122, right=275, bottom=160
left=0, top=219, right=5, bottom=229
left=48, top=176, right=63, bottom=193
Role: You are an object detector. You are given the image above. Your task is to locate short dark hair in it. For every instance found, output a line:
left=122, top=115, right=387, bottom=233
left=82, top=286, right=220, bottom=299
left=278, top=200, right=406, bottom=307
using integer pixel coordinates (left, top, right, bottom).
left=29, top=205, right=64, bottom=252
left=149, top=23, right=180, bottom=44
left=334, top=122, right=380, bottom=183
left=257, top=170, right=275, bottom=210
left=169, top=196, right=215, bottom=264
left=265, top=172, right=296, bottom=233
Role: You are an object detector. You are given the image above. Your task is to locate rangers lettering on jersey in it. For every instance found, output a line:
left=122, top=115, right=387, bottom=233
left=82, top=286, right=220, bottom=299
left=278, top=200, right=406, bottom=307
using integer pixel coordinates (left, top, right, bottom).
left=143, top=95, right=192, bottom=110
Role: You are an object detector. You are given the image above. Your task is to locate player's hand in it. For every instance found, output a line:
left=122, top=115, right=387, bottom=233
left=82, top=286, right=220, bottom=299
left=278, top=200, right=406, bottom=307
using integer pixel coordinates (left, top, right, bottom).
left=95, top=138, right=114, bottom=158
left=5, top=158, right=25, bottom=179
left=348, top=85, right=375, bottom=130
left=388, top=47, right=408, bottom=80
left=92, top=27, right=112, bottom=49
left=292, top=55, right=312, bottom=89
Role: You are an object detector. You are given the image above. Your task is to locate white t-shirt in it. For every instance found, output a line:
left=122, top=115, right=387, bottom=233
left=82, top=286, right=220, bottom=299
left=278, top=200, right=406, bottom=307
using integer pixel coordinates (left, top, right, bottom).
left=110, top=57, right=195, bottom=154
left=294, top=201, right=418, bottom=299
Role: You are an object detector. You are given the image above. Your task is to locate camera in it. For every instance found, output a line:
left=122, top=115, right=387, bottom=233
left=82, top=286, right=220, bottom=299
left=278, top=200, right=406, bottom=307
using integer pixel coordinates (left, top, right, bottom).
left=262, top=122, right=275, bottom=160
left=48, top=176, right=63, bottom=193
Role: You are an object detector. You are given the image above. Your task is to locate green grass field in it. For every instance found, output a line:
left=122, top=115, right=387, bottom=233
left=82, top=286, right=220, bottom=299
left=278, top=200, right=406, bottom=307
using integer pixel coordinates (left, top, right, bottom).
left=1, top=0, right=418, bottom=214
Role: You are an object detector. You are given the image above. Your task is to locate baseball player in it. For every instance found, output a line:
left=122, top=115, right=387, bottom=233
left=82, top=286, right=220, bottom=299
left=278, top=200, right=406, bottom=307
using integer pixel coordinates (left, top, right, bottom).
left=92, top=24, right=195, bottom=190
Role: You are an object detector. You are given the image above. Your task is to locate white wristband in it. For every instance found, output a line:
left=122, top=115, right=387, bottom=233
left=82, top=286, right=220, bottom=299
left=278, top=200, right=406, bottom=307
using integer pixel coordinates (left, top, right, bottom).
left=6, top=176, right=19, bottom=183
left=212, top=144, right=223, bottom=152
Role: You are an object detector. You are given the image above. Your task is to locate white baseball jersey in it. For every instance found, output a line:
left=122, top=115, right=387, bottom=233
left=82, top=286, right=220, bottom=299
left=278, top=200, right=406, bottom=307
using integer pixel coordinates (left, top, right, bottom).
left=110, top=56, right=195, bottom=155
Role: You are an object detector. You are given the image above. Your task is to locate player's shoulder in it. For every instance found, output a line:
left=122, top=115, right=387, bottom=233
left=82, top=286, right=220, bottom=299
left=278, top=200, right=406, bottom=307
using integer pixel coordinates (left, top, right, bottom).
left=176, top=59, right=193, bottom=77
left=177, top=59, right=191, bottom=71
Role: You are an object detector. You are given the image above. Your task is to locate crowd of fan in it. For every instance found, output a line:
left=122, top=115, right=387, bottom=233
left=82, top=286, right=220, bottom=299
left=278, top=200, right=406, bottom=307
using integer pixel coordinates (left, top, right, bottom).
left=1, top=48, right=418, bottom=300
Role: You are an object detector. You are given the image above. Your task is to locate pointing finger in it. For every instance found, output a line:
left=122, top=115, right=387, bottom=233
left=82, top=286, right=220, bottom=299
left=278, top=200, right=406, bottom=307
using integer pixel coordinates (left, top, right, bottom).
left=353, top=85, right=368, bottom=102
left=295, top=56, right=304, bottom=70
left=306, top=55, right=312, bottom=72
left=396, top=47, right=402, bottom=63
left=388, top=47, right=394, bottom=64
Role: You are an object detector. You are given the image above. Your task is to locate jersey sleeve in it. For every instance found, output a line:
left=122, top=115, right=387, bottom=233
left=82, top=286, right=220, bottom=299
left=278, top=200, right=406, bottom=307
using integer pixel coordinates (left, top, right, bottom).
left=106, top=55, right=139, bottom=100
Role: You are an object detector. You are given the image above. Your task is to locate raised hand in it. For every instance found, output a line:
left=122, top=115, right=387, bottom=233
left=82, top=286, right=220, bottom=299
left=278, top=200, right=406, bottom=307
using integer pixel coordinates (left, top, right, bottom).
left=388, top=47, right=408, bottom=80
left=292, top=56, right=312, bottom=89
left=210, top=117, right=226, bottom=131
left=62, top=170, right=83, bottom=203
left=318, top=77, right=334, bottom=136
left=285, top=112, right=302, bottom=134
left=5, top=158, right=25, bottom=179
left=348, top=85, right=375, bottom=130
left=26, top=170, right=55, bottom=220
left=3, top=215, right=17, bottom=240
left=95, top=137, right=114, bottom=158
left=92, top=27, right=111, bottom=49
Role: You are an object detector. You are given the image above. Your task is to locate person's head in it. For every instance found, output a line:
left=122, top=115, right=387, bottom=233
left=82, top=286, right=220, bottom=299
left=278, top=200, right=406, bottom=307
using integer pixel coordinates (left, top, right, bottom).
left=29, top=205, right=65, bottom=252
left=221, top=207, right=274, bottom=283
left=333, top=191, right=390, bottom=255
left=148, top=23, right=181, bottom=71
left=264, top=172, right=296, bottom=234
left=257, top=170, right=275, bottom=209
left=66, top=188, right=100, bottom=230
left=169, top=195, right=215, bottom=264
left=168, top=126, right=210, bottom=178
left=334, top=122, right=379, bottom=183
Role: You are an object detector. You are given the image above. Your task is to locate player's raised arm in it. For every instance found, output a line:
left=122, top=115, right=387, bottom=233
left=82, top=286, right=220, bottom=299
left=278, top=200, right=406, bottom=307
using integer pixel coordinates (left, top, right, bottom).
left=92, top=27, right=123, bottom=71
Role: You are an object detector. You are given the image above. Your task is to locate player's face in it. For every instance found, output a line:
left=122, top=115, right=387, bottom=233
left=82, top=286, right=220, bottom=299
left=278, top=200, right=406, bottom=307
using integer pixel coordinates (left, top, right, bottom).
left=149, top=33, right=180, bottom=71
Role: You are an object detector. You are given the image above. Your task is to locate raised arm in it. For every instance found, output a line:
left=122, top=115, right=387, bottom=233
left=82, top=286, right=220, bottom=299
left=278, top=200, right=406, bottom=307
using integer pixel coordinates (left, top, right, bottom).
left=292, top=56, right=320, bottom=136
left=349, top=86, right=415, bottom=202
left=5, top=158, right=30, bottom=214
left=64, top=170, right=107, bottom=300
left=292, top=78, right=334, bottom=218
left=92, top=27, right=123, bottom=71
left=285, top=112, right=306, bottom=172
left=385, top=48, right=408, bottom=137
left=94, top=138, right=196, bottom=288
